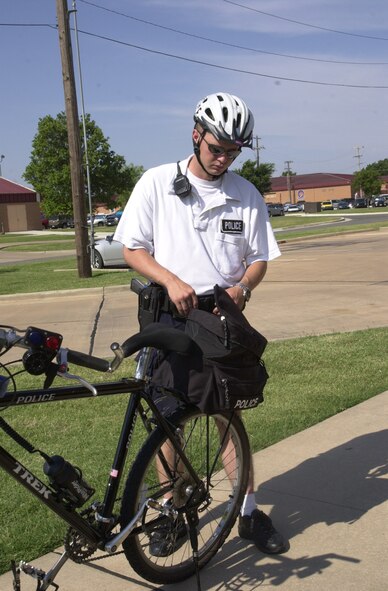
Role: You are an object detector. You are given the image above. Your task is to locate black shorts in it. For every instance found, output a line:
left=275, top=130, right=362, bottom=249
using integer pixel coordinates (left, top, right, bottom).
left=149, top=312, right=187, bottom=416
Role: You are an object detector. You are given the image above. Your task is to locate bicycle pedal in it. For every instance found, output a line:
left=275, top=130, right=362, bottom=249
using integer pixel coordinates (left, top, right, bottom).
left=19, top=560, right=46, bottom=580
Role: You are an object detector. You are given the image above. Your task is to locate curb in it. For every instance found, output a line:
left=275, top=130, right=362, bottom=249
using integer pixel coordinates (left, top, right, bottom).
left=0, top=284, right=131, bottom=302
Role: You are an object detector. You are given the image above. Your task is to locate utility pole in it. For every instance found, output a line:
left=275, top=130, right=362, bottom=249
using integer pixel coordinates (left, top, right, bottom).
left=353, top=145, right=364, bottom=198
left=353, top=145, right=364, bottom=170
left=284, top=160, right=293, bottom=204
left=253, top=135, right=264, bottom=167
left=56, top=0, right=91, bottom=278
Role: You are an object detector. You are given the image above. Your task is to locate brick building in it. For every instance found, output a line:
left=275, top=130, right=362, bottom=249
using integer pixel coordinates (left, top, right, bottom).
left=0, top=178, right=42, bottom=232
left=265, top=173, right=355, bottom=205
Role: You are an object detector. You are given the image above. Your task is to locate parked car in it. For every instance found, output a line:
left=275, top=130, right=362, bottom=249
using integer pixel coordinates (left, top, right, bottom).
left=349, top=198, right=367, bottom=208
left=92, top=235, right=127, bottom=268
left=267, top=203, right=285, bottom=217
left=48, top=215, right=74, bottom=229
left=40, top=212, right=49, bottom=229
left=287, top=203, right=304, bottom=213
left=337, top=200, right=350, bottom=209
left=105, top=213, right=118, bottom=226
left=103, top=211, right=124, bottom=226
left=372, top=195, right=387, bottom=207
left=87, top=214, right=108, bottom=227
left=321, top=201, right=333, bottom=211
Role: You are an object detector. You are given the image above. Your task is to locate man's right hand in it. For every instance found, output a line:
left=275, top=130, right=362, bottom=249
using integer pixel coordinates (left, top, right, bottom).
left=165, top=277, right=198, bottom=317
left=123, top=247, right=198, bottom=317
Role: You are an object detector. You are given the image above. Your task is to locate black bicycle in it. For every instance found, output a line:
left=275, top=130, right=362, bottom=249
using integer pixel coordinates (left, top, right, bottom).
left=0, top=320, right=250, bottom=590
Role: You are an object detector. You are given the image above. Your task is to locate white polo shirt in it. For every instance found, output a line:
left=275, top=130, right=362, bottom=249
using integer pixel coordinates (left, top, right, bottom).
left=114, top=156, right=281, bottom=295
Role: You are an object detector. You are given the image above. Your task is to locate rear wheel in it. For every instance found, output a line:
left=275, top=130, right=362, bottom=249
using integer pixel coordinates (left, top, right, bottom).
left=120, top=406, right=250, bottom=584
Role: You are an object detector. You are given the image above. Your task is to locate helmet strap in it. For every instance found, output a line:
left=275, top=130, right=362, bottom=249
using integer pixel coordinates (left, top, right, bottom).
left=192, top=130, right=227, bottom=180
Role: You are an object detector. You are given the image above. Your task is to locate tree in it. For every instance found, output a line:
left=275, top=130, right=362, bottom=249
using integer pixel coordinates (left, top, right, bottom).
left=114, top=165, right=145, bottom=210
left=233, top=160, right=275, bottom=195
left=24, top=112, right=143, bottom=215
left=352, top=168, right=381, bottom=197
left=364, top=159, right=388, bottom=176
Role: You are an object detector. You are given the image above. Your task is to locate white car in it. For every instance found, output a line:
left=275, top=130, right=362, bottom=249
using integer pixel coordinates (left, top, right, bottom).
left=92, top=235, right=127, bottom=268
left=286, top=203, right=304, bottom=213
left=87, top=214, right=108, bottom=227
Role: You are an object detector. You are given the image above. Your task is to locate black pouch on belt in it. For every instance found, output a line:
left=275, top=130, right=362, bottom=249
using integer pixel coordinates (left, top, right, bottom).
left=137, top=283, right=167, bottom=331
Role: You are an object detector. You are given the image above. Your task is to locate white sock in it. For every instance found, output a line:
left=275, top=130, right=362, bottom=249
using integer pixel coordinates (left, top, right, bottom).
left=240, top=493, right=257, bottom=517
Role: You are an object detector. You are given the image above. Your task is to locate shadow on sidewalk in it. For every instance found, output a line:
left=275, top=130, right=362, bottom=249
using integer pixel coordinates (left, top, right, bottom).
left=257, top=429, right=388, bottom=532
left=84, top=430, right=388, bottom=590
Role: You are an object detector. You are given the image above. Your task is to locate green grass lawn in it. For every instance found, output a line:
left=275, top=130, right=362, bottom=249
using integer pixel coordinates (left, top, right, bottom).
left=0, top=258, right=135, bottom=295
left=6, top=241, right=76, bottom=252
left=1, top=326, right=387, bottom=574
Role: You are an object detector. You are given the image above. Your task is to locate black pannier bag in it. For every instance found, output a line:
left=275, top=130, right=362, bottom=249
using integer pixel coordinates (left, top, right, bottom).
left=152, top=285, right=269, bottom=414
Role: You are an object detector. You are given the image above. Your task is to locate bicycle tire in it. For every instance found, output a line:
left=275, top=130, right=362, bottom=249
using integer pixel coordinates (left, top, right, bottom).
left=120, top=405, right=250, bottom=584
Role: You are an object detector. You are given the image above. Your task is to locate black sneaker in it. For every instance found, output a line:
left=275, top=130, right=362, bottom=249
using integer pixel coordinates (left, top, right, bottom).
left=238, top=509, right=288, bottom=554
left=149, top=511, right=188, bottom=557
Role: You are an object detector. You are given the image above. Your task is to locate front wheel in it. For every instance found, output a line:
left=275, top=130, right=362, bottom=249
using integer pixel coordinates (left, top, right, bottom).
left=120, top=406, right=250, bottom=584
left=92, top=250, right=104, bottom=269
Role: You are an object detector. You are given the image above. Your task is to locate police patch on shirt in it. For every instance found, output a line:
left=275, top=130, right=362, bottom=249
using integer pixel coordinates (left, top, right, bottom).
left=221, top=219, right=244, bottom=234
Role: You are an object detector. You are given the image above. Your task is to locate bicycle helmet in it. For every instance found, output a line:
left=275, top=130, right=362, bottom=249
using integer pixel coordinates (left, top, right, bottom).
left=194, top=92, right=254, bottom=148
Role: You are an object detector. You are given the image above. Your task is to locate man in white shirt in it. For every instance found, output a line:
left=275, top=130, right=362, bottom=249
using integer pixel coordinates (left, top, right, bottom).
left=115, top=92, right=287, bottom=557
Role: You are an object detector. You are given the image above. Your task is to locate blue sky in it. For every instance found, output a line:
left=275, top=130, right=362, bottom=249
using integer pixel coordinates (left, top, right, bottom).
left=2, top=0, right=388, bottom=187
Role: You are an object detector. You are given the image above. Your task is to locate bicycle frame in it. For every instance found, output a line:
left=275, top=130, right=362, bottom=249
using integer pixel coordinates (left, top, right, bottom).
left=0, top=377, right=203, bottom=552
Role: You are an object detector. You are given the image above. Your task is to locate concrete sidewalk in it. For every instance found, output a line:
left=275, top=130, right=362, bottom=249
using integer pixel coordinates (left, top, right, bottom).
left=1, top=392, right=387, bottom=590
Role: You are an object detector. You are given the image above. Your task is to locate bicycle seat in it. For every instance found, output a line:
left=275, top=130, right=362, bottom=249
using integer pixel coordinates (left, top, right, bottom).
left=121, top=323, right=202, bottom=359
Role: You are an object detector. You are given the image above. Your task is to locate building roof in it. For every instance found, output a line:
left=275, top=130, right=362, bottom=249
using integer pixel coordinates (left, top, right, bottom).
left=270, top=173, right=354, bottom=192
left=0, top=177, right=36, bottom=195
left=0, top=177, right=37, bottom=203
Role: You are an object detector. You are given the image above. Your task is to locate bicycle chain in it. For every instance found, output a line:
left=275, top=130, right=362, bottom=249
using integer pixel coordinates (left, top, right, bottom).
left=85, top=550, right=124, bottom=563
left=64, top=527, right=125, bottom=563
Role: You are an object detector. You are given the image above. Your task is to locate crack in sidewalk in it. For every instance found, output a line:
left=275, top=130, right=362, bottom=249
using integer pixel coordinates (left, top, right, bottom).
left=89, top=289, right=105, bottom=355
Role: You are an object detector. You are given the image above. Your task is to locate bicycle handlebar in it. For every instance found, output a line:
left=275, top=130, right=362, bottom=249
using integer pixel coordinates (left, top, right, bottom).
left=66, top=349, right=111, bottom=373
left=0, top=322, right=199, bottom=378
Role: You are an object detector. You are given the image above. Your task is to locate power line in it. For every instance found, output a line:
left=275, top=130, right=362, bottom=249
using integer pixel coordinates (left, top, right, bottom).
left=0, top=23, right=55, bottom=27
left=77, top=0, right=388, bottom=66
left=222, top=0, right=388, bottom=42
left=2, top=22, right=388, bottom=88
left=75, top=28, right=388, bottom=89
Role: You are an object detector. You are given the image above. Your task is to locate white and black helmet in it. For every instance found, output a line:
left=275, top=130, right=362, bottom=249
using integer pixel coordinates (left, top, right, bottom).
left=194, top=92, right=254, bottom=148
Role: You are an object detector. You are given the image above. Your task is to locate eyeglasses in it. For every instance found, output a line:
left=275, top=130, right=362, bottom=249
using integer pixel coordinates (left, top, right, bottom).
left=201, top=135, right=241, bottom=160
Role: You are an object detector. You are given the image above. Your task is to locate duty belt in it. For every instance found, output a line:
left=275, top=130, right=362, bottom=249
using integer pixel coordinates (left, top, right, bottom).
left=161, top=293, right=215, bottom=316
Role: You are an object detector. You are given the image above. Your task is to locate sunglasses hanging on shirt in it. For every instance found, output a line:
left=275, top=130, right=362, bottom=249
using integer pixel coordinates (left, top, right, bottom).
left=173, top=161, right=192, bottom=198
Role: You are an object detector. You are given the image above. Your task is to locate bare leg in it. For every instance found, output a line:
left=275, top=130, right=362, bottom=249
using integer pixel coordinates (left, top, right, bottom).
left=155, top=441, right=178, bottom=502
left=215, top=416, right=254, bottom=493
